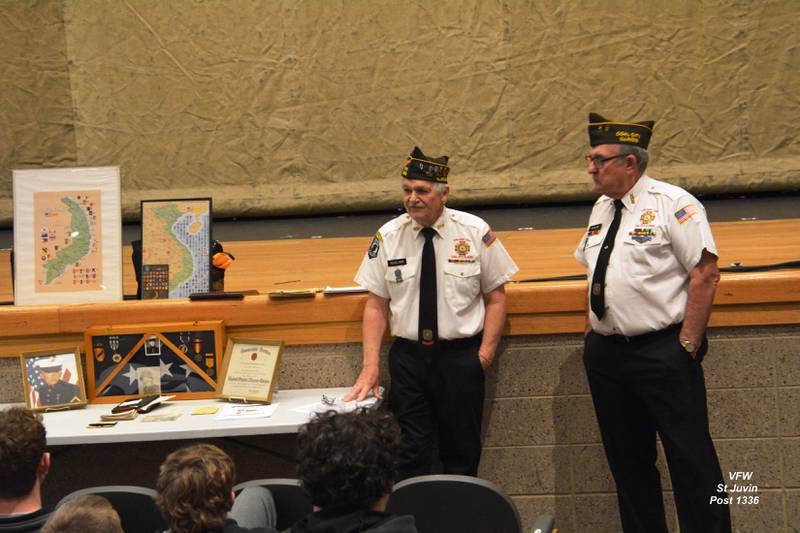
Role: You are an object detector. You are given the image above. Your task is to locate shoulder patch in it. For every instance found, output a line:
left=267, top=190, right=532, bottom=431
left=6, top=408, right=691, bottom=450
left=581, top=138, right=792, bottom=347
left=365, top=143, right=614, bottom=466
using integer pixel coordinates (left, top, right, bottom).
left=482, top=229, right=496, bottom=247
left=674, top=204, right=698, bottom=224
left=368, top=232, right=381, bottom=258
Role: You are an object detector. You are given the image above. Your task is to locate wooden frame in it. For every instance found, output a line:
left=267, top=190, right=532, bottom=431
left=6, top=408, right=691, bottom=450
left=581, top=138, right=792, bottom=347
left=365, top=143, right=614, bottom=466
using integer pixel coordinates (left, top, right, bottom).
left=84, top=321, right=225, bottom=403
left=140, top=198, right=213, bottom=299
left=20, top=347, right=87, bottom=412
left=12, top=167, right=122, bottom=306
left=217, top=337, right=282, bottom=404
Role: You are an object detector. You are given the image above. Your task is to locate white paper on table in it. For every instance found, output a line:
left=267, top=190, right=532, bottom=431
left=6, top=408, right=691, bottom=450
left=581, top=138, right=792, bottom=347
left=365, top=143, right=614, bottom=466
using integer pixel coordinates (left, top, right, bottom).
left=216, top=403, right=279, bottom=420
left=323, top=285, right=367, bottom=294
left=290, top=395, right=380, bottom=415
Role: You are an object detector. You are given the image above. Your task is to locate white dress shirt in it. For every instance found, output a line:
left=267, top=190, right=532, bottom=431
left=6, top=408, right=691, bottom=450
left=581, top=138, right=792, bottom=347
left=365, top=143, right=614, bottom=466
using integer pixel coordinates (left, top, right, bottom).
left=356, top=207, right=518, bottom=340
left=575, top=175, right=717, bottom=337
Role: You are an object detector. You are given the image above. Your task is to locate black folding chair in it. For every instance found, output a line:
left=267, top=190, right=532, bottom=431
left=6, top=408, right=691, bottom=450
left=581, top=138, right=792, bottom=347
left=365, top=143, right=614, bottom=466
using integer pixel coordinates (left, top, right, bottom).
left=233, top=478, right=312, bottom=531
left=386, top=474, right=552, bottom=533
left=56, top=485, right=165, bottom=533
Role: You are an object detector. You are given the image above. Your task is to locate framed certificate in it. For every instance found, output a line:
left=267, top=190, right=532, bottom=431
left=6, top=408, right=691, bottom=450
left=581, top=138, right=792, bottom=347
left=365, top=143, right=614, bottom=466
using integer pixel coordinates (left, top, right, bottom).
left=217, top=338, right=282, bottom=404
left=20, top=347, right=87, bottom=412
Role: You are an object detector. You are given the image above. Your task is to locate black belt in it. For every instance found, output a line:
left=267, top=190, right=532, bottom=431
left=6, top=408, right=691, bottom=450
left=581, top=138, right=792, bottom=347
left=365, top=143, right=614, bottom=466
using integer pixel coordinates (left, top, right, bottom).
left=396, top=332, right=483, bottom=350
left=599, top=323, right=681, bottom=344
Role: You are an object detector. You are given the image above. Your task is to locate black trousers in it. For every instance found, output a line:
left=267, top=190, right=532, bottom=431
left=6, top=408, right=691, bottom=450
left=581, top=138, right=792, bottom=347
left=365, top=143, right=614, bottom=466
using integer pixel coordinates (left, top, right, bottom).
left=584, top=326, right=731, bottom=533
left=388, top=334, right=485, bottom=479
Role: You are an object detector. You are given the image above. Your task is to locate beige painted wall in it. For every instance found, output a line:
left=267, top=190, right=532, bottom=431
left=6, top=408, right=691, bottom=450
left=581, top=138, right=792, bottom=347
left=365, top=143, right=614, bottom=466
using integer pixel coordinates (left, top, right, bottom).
left=1, top=1, right=799, bottom=225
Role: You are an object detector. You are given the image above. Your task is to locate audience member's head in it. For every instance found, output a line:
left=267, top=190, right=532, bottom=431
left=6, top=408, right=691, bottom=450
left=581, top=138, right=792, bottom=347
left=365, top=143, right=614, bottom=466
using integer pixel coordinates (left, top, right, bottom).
left=155, top=443, right=236, bottom=533
left=297, top=409, right=402, bottom=510
left=42, top=495, right=123, bottom=533
left=0, top=407, right=49, bottom=504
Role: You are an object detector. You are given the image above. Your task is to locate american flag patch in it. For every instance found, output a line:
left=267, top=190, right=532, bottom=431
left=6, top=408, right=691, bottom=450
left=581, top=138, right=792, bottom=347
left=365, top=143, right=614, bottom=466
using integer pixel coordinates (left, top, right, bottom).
left=674, top=204, right=698, bottom=224
left=482, top=229, right=496, bottom=246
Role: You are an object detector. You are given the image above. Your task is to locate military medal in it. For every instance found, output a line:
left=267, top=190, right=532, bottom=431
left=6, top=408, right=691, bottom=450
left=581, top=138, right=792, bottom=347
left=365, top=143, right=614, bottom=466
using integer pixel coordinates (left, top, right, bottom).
left=109, top=336, right=121, bottom=363
left=178, top=332, right=189, bottom=353
left=192, top=337, right=203, bottom=363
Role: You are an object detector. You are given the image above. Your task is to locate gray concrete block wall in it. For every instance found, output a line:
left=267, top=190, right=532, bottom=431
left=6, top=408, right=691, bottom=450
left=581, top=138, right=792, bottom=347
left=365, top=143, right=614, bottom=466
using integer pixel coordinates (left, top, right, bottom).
left=2, top=325, right=799, bottom=531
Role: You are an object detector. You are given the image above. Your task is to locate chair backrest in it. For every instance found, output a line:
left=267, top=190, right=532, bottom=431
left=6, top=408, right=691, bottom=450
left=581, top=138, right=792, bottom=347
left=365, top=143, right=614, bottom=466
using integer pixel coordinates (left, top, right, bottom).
left=386, top=474, right=522, bottom=533
left=233, top=478, right=313, bottom=531
left=56, top=485, right=166, bottom=533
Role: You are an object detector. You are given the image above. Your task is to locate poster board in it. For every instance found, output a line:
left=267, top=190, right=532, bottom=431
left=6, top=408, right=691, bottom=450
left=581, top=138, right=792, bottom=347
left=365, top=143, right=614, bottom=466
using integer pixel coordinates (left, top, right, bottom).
left=12, top=167, right=122, bottom=305
left=140, top=198, right=212, bottom=299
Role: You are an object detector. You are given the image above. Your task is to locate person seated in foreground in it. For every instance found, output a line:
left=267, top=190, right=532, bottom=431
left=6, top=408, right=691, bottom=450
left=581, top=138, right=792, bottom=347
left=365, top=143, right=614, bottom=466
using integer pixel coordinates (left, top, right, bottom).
left=289, top=409, right=416, bottom=533
left=0, top=408, right=51, bottom=532
left=41, top=495, right=122, bottom=533
left=155, top=443, right=279, bottom=533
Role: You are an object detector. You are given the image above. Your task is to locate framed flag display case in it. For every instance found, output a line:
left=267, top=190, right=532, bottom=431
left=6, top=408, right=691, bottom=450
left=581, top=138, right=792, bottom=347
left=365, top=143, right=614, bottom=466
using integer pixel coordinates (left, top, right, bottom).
left=84, top=321, right=224, bottom=403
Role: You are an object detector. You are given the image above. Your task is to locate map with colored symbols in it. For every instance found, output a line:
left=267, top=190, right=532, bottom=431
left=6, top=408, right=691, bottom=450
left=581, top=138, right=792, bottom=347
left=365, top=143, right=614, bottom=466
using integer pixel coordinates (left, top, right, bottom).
left=142, top=200, right=211, bottom=298
left=34, top=190, right=102, bottom=292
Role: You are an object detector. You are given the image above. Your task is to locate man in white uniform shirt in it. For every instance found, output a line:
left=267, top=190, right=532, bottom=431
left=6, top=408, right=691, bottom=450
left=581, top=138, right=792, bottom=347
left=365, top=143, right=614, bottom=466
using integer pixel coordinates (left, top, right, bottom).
left=344, top=146, right=518, bottom=478
left=575, top=113, right=731, bottom=533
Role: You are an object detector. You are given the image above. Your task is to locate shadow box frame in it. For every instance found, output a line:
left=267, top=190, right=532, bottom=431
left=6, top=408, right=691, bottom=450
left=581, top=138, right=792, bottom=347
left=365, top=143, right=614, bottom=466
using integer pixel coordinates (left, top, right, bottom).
left=140, top=197, right=213, bottom=299
left=84, top=321, right=225, bottom=404
left=217, top=337, right=283, bottom=404
left=19, top=347, right=88, bottom=412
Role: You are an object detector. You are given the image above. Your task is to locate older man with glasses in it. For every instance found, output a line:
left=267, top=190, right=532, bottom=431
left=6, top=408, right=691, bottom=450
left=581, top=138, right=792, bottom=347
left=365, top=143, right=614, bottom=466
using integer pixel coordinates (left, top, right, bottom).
left=574, top=113, right=731, bottom=533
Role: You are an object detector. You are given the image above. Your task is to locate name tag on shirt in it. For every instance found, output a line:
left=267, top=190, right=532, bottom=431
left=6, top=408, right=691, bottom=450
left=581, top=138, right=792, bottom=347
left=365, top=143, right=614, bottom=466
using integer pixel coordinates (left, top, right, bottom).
left=388, top=258, right=407, bottom=267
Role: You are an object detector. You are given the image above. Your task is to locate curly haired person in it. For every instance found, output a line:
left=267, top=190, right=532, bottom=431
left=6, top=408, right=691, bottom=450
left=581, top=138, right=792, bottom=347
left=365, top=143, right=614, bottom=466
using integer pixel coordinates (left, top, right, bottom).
left=155, top=444, right=278, bottom=533
left=289, top=409, right=416, bottom=533
left=0, top=408, right=51, bottom=532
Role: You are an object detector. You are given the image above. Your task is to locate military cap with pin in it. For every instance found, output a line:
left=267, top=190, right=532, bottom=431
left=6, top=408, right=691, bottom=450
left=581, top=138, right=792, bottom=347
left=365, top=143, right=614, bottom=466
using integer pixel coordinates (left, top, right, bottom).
left=588, top=112, right=655, bottom=149
left=401, top=146, right=450, bottom=183
left=35, top=356, right=62, bottom=372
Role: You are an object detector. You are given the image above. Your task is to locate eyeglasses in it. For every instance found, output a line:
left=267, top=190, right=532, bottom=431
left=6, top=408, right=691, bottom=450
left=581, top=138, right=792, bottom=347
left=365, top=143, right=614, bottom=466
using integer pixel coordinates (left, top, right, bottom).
left=584, top=154, right=627, bottom=167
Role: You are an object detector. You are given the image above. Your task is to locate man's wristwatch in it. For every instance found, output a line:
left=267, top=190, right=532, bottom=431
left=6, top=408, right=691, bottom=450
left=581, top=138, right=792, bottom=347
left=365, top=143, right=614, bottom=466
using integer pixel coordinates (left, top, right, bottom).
left=680, top=339, right=696, bottom=353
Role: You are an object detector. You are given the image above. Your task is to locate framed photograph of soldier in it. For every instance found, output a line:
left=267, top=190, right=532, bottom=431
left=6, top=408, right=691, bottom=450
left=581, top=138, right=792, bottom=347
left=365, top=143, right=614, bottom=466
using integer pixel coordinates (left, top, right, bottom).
left=84, top=321, right=225, bottom=403
left=19, top=348, right=87, bottom=412
left=11, top=166, right=123, bottom=306
left=140, top=198, right=213, bottom=299
left=217, top=338, right=283, bottom=404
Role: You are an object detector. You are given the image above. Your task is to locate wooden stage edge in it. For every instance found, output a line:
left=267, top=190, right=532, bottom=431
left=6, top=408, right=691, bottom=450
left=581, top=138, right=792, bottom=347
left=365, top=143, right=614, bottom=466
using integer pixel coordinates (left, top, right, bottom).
left=0, top=271, right=798, bottom=358
left=0, top=218, right=798, bottom=357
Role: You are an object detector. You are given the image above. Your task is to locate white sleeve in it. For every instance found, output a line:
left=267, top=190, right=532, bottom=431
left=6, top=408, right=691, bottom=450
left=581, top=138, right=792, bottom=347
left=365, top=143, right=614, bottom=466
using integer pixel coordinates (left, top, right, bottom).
left=354, top=233, right=390, bottom=298
left=479, top=230, right=518, bottom=293
left=574, top=232, right=589, bottom=268
left=668, top=195, right=718, bottom=272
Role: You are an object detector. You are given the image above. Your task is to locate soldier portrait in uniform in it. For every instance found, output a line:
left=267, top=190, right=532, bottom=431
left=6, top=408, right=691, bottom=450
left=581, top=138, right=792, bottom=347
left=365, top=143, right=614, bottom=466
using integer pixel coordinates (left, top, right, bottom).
left=20, top=349, right=86, bottom=411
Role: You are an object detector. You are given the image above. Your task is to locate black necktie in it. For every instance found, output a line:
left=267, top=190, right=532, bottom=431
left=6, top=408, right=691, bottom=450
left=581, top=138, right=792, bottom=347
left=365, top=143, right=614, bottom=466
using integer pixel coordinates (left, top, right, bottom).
left=590, top=199, right=624, bottom=320
left=419, top=227, right=438, bottom=347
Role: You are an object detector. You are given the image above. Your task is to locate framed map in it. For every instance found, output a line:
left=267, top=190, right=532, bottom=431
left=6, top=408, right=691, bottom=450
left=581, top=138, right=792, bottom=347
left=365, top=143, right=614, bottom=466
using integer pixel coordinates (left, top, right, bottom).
left=140, top=198, right=212, bottom=299
left=12, top=167, right=122, bottom=306
left=84, top=321, right=225, bottom=403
